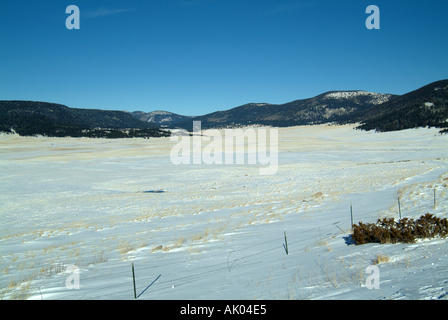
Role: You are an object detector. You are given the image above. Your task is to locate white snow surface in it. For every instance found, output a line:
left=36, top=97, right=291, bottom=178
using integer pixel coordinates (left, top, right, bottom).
left=1, top=124, right=448, bottom=300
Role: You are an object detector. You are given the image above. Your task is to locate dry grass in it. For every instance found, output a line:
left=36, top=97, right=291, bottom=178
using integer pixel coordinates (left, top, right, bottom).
left=7, top=278, right=19, bottom=290
left=372, top=254, right=390, bottom=265
left=189, top=227, right=215, bottom=243
left=150, top=245, right=163, bottom=253
left=75, top=250, right=109, bottom=267
left=187, top=245, right=201, bottom=254
left=116, top=241, right=134, bottom=255
left=315, top=238, right=328, bottom=247
left=3, top=269, right=41, bottom=300
left=2, top=247, right=111, bottom=299
left=8, top=282, right=32, bottom=300
left=175, top=236, right=185, bottom=247
left=308, top=256, right=366, bottom=290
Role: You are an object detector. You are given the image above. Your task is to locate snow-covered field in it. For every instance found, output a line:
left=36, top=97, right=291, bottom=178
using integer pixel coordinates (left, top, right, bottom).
left=1, top=124, right=447, bottom=300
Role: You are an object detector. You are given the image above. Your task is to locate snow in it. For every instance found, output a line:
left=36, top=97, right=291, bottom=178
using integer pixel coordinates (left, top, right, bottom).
left=325, top=91, right=372, bottom=99
left=324, top=91, right=393, bottom=105
left=149, top=110, right=173, bottom=115
left=0, top=124, right=447, bottom=300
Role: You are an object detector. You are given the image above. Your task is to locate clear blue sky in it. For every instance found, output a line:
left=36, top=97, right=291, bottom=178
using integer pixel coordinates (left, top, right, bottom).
left=1, top=0, right=447, bottom=116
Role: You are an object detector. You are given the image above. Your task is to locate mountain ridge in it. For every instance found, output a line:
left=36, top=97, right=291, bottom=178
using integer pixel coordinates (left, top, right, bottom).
left=140, top=80, right=447, bottom=133
left=165, top=90, right=398, bottom=131
left=0, top=101, right=169, bottom=138
left=1, top=79, right=447, bottom=137
left=130, top=110, right=193, bottom=126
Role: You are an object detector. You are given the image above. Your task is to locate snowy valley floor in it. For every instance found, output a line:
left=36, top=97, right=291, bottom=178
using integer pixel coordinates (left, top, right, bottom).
left=0, top=124, right=448, bottom=300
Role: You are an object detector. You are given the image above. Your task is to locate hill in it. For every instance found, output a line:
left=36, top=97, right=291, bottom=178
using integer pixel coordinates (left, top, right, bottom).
left=165, top=80, right=448, bottom=133
left=0, top=101, right=170, bottom=138
left=168, top=91, right=397, bottom=131
left=3, top=79, right=447, bottom=137
left=131, top=110, right=193, bottom=126
left=355, top=79, right=448, bottom=132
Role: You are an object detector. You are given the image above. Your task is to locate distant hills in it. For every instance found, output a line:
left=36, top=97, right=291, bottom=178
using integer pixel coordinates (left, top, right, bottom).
left=168, top=91, right=398, bottom=131
left=131, top=79, right=448, bottom=133
left=1, top=79, right=447, bottom=138
left=0, top=101, right=170, bottom=138
left=130, top=110, right=193, bottom=126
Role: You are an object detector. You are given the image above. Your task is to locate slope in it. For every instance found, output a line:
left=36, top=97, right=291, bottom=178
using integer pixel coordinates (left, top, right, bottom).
left=169, top=91, right=396, bottom=131
left=131, top=110, right=193, bottom=126
left=356, top=79, right=448, bottom=132
left=0, top=101, right=168, bottom=138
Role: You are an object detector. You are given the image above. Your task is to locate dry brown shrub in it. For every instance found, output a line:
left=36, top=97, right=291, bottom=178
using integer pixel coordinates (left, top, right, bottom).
left=352, top=214, right=448, bottom=245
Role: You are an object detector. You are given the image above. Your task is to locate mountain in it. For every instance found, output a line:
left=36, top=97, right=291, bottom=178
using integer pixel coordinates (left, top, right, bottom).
left=166, top=80, right=448, bottom=133
left=355, top=79, right=448, bottom=132
left=169, top=91, right=397, bottom=131
left=3, top=79, right=447, bottom=138
left=131, top=110, right=193, bottom=126
left=0, top=101, right=170, bottom=138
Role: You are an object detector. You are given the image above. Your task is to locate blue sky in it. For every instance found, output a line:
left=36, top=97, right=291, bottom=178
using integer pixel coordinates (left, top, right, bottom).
left=1, top=0, right=447, bottom=116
